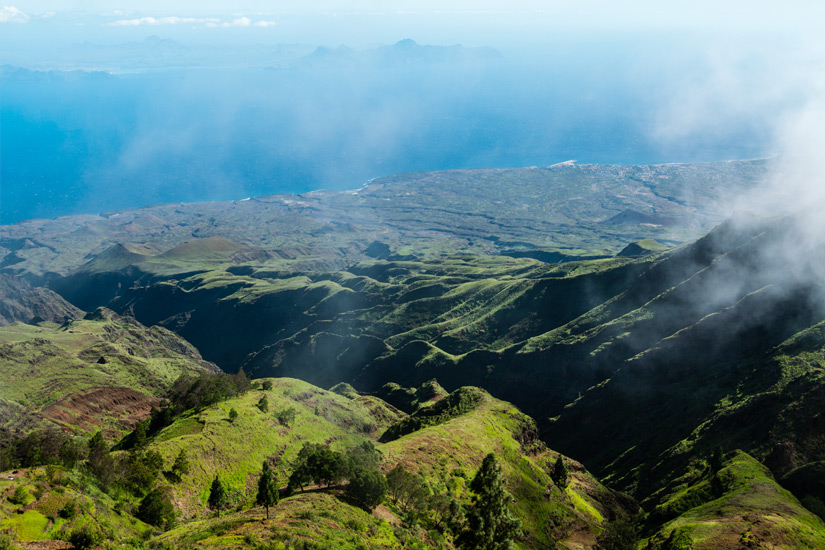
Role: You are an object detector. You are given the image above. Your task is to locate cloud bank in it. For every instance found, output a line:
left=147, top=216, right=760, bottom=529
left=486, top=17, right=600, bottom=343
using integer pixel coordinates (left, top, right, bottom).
left=109, top=14, right=276, bottom=28
left=0, top=5, right=28, bottom=23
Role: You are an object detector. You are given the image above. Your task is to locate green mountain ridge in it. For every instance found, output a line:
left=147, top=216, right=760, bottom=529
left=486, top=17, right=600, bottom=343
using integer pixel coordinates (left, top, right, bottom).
left=3, top=160, right=825, bottom=548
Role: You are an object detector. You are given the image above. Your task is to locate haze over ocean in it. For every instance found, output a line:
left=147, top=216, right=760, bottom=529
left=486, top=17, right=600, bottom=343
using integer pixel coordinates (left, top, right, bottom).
left=1, top=1, right=820, bottom=223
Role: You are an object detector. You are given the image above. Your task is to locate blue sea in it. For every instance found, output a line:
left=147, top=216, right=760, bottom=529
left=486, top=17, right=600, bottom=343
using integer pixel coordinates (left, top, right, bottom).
left=0, top=62, right=771, bottom=224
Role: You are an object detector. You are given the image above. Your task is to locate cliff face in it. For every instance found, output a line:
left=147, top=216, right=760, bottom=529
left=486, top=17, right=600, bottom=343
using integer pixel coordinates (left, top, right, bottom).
left=0, top=272, right=82, bottom=325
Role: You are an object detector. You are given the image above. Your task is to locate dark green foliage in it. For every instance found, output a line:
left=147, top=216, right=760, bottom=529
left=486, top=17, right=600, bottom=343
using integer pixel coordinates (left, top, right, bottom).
left=144, top=449, right=164, bottom=471
left=168, top=372, right=248, bottom=412
left=171, top=449, right=191, bottom=479
left=709, top=446, right=724, bottom=474
left=86, top=431, right=119, bottom=488
left=67, top=525, right=102, bottom=550
left=387, top=464, right=430, bottom=515
left=137, top=487, right=176, bottom=529
left=276, top=407, right=297, bottom=426
left=459, top=453, right=522, bottom=550
left=347, top=441, right=383, bottom=471
left=0, top=428, right=79, bottom=470
left=380, top=387, right=484, bottom=442
left=208, top=475, right=228, bottom=513
left=344, top=467, right=387, bottom=511
left=132, top=421, right=148, bottom=449
left=58, top=501, right=78, bottom=520
left=288, top=444, right=348, bottom=492
left=257, top=395, right=269, bottom=413
left=801, top=496, right=825, bottom=521
left=596, top=517, right=639, bottom=550
left=256, top=461, right=279, bottom=520
left=552, top=456, right=569, bottom=489
left=235, top=367, right=252, bottom=393
left=229, top=408, right=239, bottom=423
left=9, top=485, right=28, bottom=505
left=261, top=379, right=273, bottom=391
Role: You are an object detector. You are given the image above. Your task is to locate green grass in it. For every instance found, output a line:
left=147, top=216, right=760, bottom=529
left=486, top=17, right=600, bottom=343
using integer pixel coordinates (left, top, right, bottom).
left=645, top=451, right=825, bottom=549
left=0, top=467, right=152, bottom=543
left=379, top=389, right=612, bottom=549
left=147, top=378, right=403, bottom=519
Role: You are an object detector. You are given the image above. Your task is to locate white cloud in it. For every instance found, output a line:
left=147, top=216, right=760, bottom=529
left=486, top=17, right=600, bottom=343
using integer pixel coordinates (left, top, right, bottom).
left=223, top=16, right=250, bottom=27
left=0, top=5, right=29, bottom=23
left=108, top=14, right=273, bottom=28
left=109, top=16, right=220, bottom=27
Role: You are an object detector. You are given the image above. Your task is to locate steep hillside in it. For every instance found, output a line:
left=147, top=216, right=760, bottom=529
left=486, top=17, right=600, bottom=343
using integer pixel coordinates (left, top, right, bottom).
left=0, top=273, right=81, bottom=326
left=0, top=308, right=216, bottom=435
left=145, top=381, right=628, bottom=549
left=644, top=451, right=825, bottom=549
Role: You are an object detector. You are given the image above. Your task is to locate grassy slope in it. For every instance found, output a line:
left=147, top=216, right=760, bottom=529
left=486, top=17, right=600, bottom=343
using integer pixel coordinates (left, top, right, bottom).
left=0, top=467, right=151, bottom=543
left=154, top=383, right=625, bottom=550
left=149, top=378, right=404, bottom=519
left=0, top=308, right=214, bottom=433
left=380, top=388, right=618, bottom=549
left=645, top=451, right=825, bottom=550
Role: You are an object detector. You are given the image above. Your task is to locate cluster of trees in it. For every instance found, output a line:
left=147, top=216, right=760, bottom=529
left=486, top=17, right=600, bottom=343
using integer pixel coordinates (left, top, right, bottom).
left=0, top=427, right=82, bottom=471
left=285, top=441, right=387, bottom=510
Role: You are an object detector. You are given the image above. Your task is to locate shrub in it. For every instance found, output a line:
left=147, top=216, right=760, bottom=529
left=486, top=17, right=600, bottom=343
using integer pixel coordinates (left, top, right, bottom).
left=276, top=407, right=297, bottom=427
left=68, top=525, right=102, bottom=550
left=345, top=467, right=387, bottom=511
left=137, top=487, right=176, bottom=529
left=262, top=380, right=273, bottom=391
left=9, top=485, right=29, bottom=505
left=58, top=502, right=78, bottom=520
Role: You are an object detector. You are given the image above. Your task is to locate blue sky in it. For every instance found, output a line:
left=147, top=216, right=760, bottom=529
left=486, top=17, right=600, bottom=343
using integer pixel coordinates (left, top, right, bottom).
left=3, top=1, right=823, bottom=49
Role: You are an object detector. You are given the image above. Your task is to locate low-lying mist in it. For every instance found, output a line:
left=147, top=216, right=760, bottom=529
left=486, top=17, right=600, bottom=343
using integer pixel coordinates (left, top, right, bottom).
left=0, top=36, right=783, bottom=223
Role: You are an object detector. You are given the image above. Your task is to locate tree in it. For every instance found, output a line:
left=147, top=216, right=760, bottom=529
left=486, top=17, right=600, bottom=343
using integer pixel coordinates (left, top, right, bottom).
left=234, top=367, right=252, bottom=393
left=387, top=464, right=429, bottom=515
left=137, top=487, right=176, bottom=529
left=552, top=456, right=569, bottom=489
left=172, top=449, right=190, bottom=480
left=256, top=461, right=279, bottom=520
left=262, top=379, right=273, bottom=391
left=208, top=475, right=227, bottom=514
left=596, top=517, right=639, bottom=550
left=257, top=395, right=269, bottom=413
left=229, top=408, right=238, bottom=423
left=276, top=407, right=297, bottom=426
left=459, top=453, right=522, bottom=550
left=345, top=467, right=387, bottom=511
left=709, top=446, right=724, bottom=474
left=68, top=525, right=101, bottom=550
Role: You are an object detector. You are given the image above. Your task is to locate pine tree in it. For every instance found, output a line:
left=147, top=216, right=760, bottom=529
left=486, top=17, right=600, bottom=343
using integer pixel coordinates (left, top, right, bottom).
left=256, top=461, right=279, bottom=520
left=710, top=446, right=724, bottom=474
left=171, top=449, right=190, bottom=480
left=459, top=453, right=522, bottom=550
left=208, top=475, right=227, bottom=514
left=552, top=456, right=569, bottom=489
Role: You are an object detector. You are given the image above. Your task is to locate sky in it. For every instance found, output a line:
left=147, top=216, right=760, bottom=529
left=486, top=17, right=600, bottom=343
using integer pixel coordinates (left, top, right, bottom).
left=3, top=1, right=824, bottom=49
